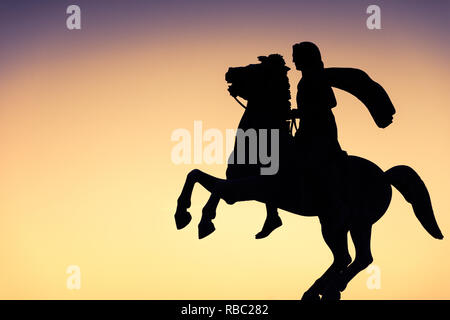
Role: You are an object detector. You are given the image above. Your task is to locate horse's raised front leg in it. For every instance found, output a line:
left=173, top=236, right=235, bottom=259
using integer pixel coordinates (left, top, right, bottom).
left=175, top=169, right=233, bottom=230
left=302, top=215, right=352, bottom=301
left=200, top=169, right=276, bottom=201
left=174, top=170, right=199, bottom=229
left=176, top=169, right=278, bottom=231
left=198, top=194, right=220, bottom=239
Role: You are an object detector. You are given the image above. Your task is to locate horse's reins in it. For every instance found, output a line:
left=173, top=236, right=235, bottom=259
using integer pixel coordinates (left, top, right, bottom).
left=231, top=94, right=298, bottom=136
left=232, top=95, right=247, bottom=109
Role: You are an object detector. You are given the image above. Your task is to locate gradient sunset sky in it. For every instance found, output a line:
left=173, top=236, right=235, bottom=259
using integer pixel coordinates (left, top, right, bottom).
left=0, top=0, right=449, bottom=299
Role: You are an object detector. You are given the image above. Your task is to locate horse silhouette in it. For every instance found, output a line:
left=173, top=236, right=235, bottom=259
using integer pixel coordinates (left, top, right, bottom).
left=174, top=48, right=443, bottom=300
left=196, top=54, right=293, bottom=240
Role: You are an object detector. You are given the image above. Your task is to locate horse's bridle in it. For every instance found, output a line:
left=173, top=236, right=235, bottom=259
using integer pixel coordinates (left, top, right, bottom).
left=231, top=94, right=298, bottom=135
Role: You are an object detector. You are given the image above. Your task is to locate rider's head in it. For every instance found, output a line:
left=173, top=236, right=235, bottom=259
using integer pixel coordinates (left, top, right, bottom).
left=292, top=42, right=324, bottom=72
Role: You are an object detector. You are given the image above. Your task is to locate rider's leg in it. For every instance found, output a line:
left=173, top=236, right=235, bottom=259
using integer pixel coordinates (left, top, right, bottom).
left=255, top=204, right=283, bottom=239
left=320, top=141, right=348, bottom=218
left=327, top=163, right=346, bottom=212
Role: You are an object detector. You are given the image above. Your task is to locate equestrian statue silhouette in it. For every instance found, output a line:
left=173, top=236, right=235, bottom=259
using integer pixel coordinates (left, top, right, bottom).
left=174, top=42, right=444, bottom=300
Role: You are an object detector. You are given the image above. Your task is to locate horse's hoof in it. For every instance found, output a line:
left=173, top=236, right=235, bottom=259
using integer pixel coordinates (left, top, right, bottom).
left=175, top=209, right=192, bottom=230
left=198, top=220, right=216, bottom=239
left=301, top=290, right=320, bottom=301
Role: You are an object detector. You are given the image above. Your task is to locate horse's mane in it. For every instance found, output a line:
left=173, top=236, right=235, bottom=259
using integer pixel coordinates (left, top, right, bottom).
left=257, top=54, right=288, bottom=67
left=256, top=54, right=292, bottom=114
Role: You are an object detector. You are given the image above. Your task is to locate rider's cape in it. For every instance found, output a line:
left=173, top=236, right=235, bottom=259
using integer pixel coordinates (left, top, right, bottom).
left=325, top=68, right=396, bottom=128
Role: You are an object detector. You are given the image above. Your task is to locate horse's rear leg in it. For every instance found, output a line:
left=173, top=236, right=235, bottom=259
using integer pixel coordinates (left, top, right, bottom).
left=198, top=194, right=220, bottom=239
left=324, top=223, right=374, bottom=297
left=302, top=216, right=352, bottom=301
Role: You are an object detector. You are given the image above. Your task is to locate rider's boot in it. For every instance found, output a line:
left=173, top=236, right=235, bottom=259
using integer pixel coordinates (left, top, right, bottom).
left=255, top=214, right=283, bottom=239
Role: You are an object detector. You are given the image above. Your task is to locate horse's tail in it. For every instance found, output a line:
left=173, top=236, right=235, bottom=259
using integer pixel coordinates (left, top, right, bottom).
left=385, top=165, right=443, bottom=239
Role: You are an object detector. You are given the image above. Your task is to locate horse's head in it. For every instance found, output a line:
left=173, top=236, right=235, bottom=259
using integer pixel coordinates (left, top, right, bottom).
left=225, top=54, right=291, bottom=116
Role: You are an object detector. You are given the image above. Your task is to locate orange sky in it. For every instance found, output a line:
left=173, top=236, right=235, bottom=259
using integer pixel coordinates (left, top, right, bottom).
left=0, top=1, right=449, bottom=299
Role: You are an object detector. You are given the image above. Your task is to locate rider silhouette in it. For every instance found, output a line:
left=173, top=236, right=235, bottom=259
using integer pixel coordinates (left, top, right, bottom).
left=258, top=42, right=345, bottom=238
left=291, top=42, right=342, bottom=160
